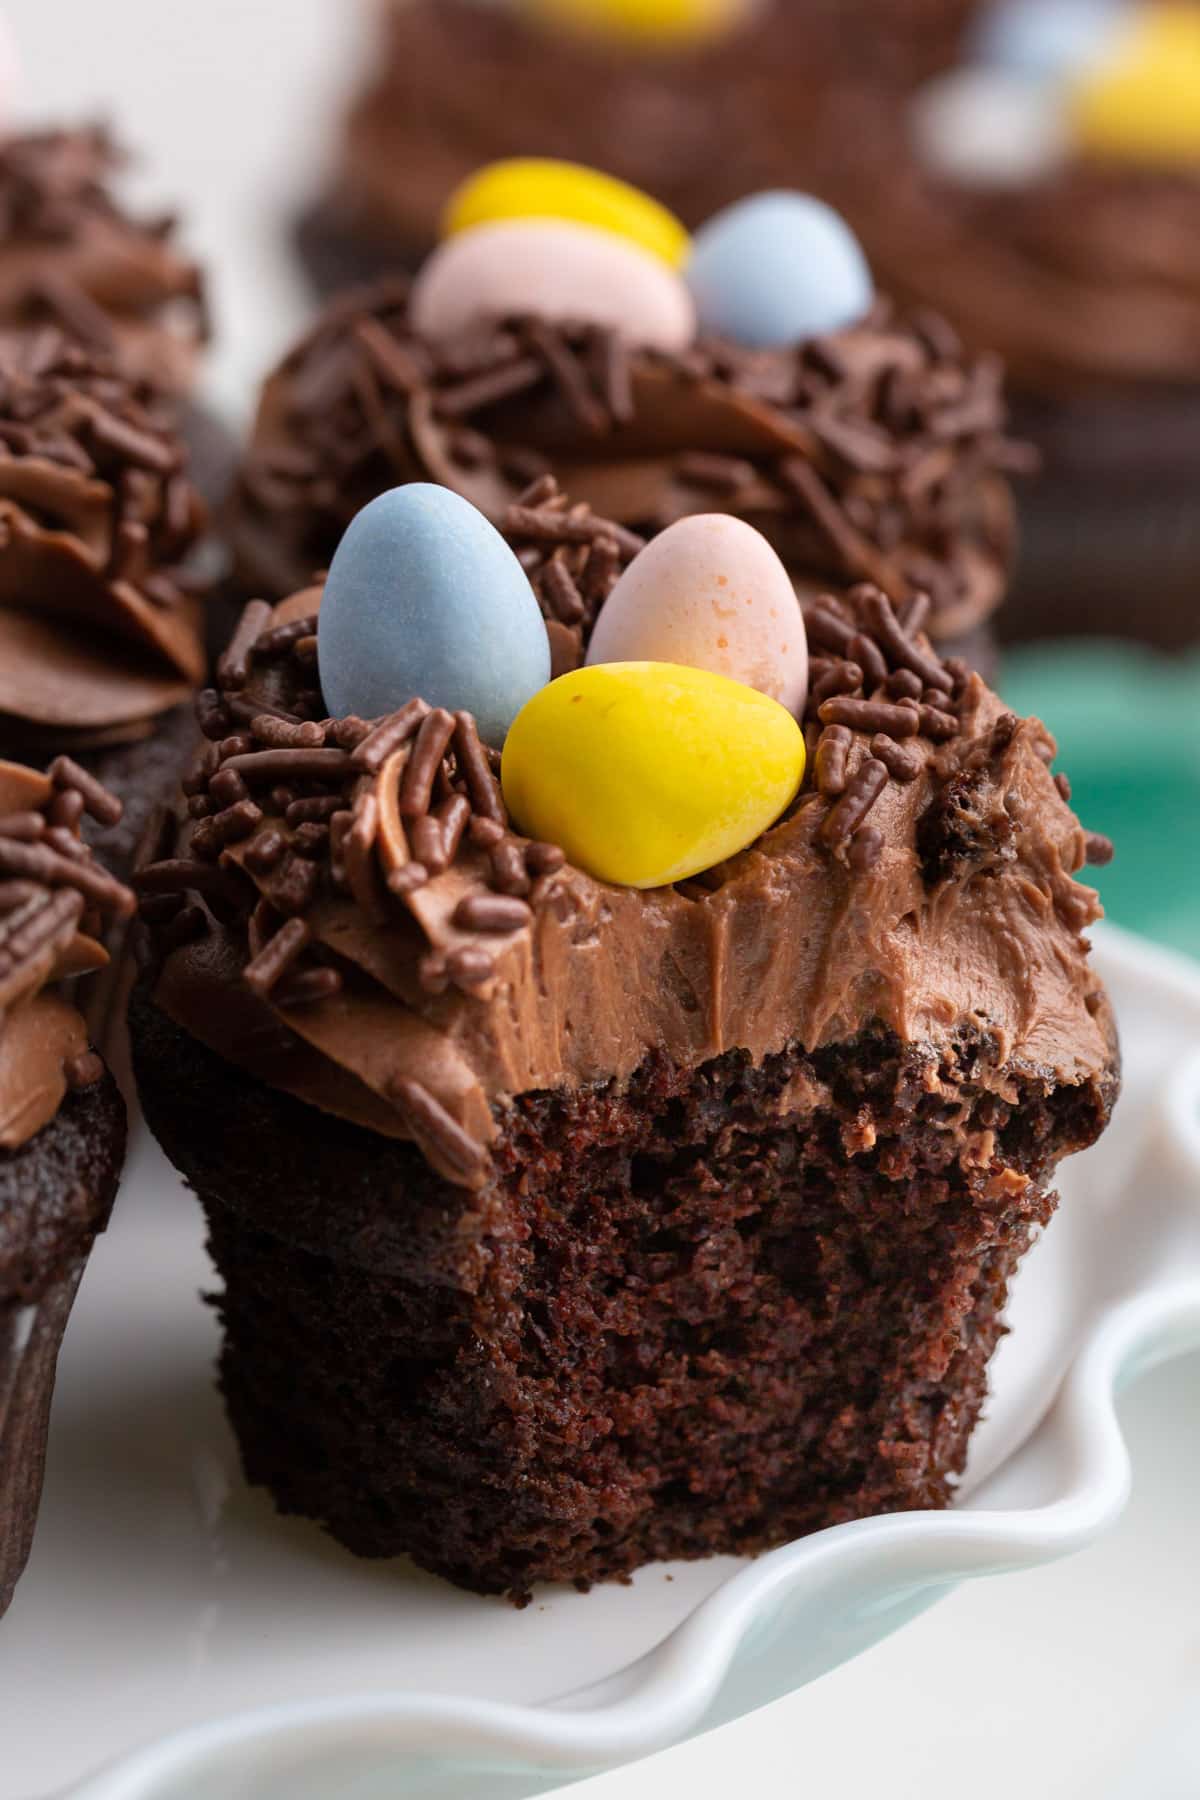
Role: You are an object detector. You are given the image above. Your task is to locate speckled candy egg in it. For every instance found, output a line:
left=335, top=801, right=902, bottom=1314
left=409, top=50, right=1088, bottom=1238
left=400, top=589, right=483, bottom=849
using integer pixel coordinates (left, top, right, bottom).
left=969, top=0, right=1129, bottom=82
left=586, top=515, right=808, bottom=715
left=409, top=219, right=696, bottom=350
left=442, top=159, right=690, bottom=267
left=317, top=485, right=551, bottom=748
left=1070, top=4, right=1200, bottom=164
left=912, top=67, right=1070, bottom=187
left=502, top=662, right=805, bottom=889
left=684, top=192, right=874, bottom=349
left=521, top=0, right=757, bottom=48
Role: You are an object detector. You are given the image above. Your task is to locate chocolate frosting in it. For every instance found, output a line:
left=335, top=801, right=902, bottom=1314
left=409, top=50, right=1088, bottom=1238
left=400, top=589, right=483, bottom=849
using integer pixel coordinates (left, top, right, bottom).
left=0, top=760, right=134, bottom=1148
left=142, top=537, right=1113, bottom=1191
left=328, top=0, right=977, bottom=251
left=233, top=280, right=1022, bottom=650
left=0, top=327, right=208, bottom=757
left=0, top=127, right=209, bottom=396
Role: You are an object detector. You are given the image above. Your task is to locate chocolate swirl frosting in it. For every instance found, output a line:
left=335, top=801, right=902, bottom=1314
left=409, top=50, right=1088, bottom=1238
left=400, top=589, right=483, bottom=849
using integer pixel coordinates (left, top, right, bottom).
left=233, top=279, right=1024, bottom=652
left=0, top=758, right=135, bottom=1148
left=0, top=126, right=209, bottom=396
left=142, top=500, right=1114, bottom=1190
left=0, top=326, right=208, bottom=758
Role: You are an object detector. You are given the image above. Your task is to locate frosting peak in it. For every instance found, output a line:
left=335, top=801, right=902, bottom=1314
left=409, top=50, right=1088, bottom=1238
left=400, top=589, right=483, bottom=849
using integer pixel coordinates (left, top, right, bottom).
left=0, top=326, right=208, bottom=755
left=0, top=127, right=209, bottom=395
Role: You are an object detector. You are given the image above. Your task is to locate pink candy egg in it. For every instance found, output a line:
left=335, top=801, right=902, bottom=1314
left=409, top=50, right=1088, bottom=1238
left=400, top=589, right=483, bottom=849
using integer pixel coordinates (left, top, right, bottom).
left=409, top=218, right=696, bottom=351
left=586, top=514, right=809, bottom=715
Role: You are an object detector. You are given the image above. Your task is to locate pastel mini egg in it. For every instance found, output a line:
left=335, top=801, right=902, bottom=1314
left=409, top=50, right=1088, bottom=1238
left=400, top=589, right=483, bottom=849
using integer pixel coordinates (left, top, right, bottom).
left=969, top=0, right=1130, bottom=82
left=442, top=159, right=690, bottom=269
left=685, top=192, right=874, bottom=349
left=318, top=484, right=550, bottom=748
left=501, top=661, right=805, bottom=889
left=521, top=0, right=756, bottom=48
left=409, top=219, right=696, bottom=350
left=1070, top=4, right=1200, bottom=164
left=586, top=515, right=808, bottom=715
left=912, top=67, right=1070, bottom=187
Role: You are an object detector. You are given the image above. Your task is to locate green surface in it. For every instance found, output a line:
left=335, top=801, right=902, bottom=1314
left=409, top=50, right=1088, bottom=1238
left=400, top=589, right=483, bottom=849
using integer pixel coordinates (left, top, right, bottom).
left=1000, top=642, right=1200, bottom=959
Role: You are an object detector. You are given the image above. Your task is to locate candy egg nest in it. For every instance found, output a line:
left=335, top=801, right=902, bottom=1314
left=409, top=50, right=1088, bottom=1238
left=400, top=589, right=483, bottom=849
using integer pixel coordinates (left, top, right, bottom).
left=317, top=482, right=811, bottom=890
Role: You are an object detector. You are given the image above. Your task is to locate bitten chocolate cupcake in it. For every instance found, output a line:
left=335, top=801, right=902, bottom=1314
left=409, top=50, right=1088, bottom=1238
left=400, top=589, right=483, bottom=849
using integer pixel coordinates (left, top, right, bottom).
left=296, top=0, right=977, bottom=294
left=0, top=326, right=209, bottom=876
left=0, top=124, right=230, bottom=508
left=133, top=480, right=1116, bottom=1601
left=1, top=758, right=134, bottom=1617
left=235, top=176, right=1025, bottom=672
left=844, top=0, right=1200, bottom=647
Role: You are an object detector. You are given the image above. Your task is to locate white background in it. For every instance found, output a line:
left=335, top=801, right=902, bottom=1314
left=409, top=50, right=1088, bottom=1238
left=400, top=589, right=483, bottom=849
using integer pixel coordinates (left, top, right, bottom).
left=6, top=3, right=1198, bottom=1794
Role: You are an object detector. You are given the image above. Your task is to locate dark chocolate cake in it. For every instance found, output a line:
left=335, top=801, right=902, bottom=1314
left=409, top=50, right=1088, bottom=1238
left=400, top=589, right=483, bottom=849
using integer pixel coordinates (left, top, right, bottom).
left=231, top=279, right=1024, bottom=668
left=132, top=486, right=1116, bottom=1601
left=0, top=759, right=134, bottom=1616
left=0, top=325, right=210, bottom=876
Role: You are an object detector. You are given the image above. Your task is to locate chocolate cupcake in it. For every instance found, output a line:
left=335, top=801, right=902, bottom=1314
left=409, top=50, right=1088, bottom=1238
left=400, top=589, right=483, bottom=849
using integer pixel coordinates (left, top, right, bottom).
left=296, top=0, right=977, bottom=293
left=0, top=325, right=209, bottom=876
left=1, top=759, right=134, bottom=1617
left=132, top=485, right=1116, bottom=1600
left=231, top=259, right=1023, bottom=672
left=0, top=125, right=231, bottom=509
left=843, top=1, right=1200, bottom=647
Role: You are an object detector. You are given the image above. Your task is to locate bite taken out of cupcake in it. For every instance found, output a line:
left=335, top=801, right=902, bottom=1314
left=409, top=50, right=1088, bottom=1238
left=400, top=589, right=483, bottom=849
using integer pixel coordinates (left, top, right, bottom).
left=0, top=757, right=135, bottom=1617
left=133, top=478, right=1117, bottom=1602
left=233, top=162, right=1029, bottom=677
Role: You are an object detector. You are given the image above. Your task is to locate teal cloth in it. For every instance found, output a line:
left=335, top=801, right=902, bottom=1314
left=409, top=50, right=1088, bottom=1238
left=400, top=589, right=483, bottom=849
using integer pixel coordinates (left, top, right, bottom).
left=1000, top=643, right=1200, bottom=958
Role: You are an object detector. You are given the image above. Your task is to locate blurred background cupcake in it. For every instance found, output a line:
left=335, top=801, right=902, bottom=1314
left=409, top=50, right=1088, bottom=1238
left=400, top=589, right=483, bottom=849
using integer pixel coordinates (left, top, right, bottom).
left=241, top=174, right=1024, bottom=675
left=294, top=0, right=979, bottom=293
left=0, top=122, right=234, bottom=510
left=843, top=0, right=1200, bottom=649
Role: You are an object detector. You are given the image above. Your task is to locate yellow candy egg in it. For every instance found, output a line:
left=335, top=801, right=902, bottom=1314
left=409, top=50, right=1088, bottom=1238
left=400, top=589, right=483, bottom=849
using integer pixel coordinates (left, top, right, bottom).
left=1071, top=5, right=1200, bottom=164
left=501, top=662, right=804, bottom=890
left=522, top=0, right=753, bottom=49
left=442, top=159, right=690, bottom=269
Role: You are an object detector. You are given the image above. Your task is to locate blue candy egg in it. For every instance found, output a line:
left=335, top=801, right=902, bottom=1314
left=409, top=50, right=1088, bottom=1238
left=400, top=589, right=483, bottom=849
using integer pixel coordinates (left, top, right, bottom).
left=969, top=0, right=1129, bottom=82
left=318, top=484, right=551, bottom=747
left=684, top=192, right=874, bottom=350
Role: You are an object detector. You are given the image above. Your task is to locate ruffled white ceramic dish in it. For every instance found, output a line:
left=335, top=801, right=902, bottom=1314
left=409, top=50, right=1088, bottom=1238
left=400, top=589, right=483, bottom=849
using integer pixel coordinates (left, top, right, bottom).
left=4, top=923, right=1199, bottom=1800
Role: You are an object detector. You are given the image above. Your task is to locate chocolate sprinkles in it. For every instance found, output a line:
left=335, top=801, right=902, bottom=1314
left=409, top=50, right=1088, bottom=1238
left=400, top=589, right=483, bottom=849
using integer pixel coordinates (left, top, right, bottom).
left=389, top=1077, right=488, bottom=1184
left=820, top=759, right=889, bottom=850
left=0, top=767, right=134, bottom=1012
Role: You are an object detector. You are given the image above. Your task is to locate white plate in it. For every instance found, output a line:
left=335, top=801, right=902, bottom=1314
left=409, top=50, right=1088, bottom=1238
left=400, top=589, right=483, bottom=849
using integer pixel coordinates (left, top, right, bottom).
left=4, top=924, right=1199, bottom=1800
